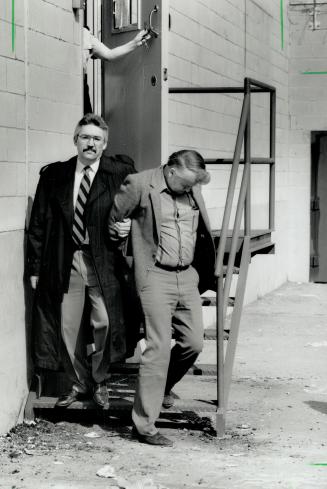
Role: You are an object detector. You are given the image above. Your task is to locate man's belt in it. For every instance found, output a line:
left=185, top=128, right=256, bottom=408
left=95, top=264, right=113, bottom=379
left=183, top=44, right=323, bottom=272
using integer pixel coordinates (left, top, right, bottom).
left=155, top=262, right=190, bottom=272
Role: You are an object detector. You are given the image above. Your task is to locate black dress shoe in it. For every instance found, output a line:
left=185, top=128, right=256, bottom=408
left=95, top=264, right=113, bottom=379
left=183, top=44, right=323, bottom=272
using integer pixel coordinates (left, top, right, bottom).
left=131, top=427, right=174, bottom=447
left=93, top=383, right=109, bottom=408
left=55, top=389, right=87, bottom=408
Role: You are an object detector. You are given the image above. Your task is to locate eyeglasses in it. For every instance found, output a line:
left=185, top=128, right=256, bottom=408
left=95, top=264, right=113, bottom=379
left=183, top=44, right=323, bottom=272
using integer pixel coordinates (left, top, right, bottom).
left=78, top=135, right=104, bottom=143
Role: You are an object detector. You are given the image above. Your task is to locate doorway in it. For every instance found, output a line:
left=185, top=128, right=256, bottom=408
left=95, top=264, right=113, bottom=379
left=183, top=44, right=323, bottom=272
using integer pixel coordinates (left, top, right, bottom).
left=101, top=0, right=168, bottom=171
left=310, top=131, right=327, bottom=282
left=84, top=0, right=102, bottom=115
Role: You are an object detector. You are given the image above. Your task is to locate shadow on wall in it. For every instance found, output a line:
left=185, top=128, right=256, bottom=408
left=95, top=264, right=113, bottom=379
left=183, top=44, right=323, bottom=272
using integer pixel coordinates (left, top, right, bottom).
left=24, top=196, right=35, bottom=391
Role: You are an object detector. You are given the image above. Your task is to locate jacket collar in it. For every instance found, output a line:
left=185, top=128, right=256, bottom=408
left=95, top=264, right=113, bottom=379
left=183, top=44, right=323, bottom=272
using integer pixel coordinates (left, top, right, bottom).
left=148, top=166, right=212, bottom=237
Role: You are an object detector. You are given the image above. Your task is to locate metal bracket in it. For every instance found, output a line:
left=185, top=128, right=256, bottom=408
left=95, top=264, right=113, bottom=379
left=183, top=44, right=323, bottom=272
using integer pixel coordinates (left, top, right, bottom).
left=309, top=6, right=321, bottom=29
left=72, top=0, right=86, bottom=9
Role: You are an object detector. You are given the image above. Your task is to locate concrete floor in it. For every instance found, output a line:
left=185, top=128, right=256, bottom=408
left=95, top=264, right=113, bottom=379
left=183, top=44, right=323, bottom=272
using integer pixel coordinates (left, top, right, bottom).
left=0, top=281, right=326, bottom=488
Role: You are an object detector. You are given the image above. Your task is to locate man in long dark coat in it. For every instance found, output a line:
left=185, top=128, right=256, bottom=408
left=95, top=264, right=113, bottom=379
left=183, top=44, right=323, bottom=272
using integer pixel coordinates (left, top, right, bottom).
left=27, top=113, right=135, bottom=408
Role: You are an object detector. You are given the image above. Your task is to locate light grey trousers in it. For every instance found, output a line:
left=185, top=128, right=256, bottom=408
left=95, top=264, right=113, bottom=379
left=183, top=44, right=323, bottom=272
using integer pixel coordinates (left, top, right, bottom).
left=61, top=250, right=109, bottom=393
left=132, top=265, right=204, bottom=436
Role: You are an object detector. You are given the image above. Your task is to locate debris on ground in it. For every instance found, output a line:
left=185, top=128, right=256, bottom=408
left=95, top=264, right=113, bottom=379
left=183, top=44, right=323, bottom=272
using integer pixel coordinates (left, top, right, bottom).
left=96, top=464, right=116, bottom=478
left=84, top=431, right=101, bottom=438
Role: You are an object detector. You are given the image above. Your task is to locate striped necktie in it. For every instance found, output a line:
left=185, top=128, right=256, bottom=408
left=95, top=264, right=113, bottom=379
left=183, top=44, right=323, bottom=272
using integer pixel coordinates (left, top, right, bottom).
left=72, top=165, right=91, bottom=245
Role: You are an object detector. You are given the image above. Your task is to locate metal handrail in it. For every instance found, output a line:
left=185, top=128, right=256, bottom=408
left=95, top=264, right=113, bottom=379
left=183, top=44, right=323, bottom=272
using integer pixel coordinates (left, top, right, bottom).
left=214, top=91, right=250, bottom=278
left=169, top=77, right=276, bottom=435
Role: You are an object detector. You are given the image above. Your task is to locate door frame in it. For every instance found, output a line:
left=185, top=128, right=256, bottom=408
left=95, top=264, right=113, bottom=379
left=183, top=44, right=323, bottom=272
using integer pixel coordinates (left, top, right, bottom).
left=85, top=0, right=102, bottom=115
left=310, top=131, right=327, bottom=282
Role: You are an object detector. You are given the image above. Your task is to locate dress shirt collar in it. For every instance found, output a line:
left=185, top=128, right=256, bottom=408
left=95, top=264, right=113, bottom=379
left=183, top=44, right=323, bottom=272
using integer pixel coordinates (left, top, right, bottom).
left=76, top=158, right=100, bottom=175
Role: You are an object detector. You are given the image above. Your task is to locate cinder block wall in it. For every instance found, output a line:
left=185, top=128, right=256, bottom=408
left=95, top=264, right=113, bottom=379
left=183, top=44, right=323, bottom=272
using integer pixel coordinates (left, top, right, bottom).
left=168, top=0, right=293, bottom=302
left=288, top=1, right=327, bottom=281
left=0, top=0, right=81, bottom=434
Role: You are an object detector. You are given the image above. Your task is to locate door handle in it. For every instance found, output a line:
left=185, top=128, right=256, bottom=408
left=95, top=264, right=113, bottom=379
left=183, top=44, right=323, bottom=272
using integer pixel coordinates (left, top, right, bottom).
left=145, top=5, right=159, bottom=38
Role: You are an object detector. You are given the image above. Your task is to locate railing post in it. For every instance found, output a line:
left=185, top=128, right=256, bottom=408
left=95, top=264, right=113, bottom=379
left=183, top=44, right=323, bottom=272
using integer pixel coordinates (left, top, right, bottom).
left=269, top=89, right=276, bottom=231
left=216, top=275, right=225, bottom=436
left=223, top=163, right=250, bottom=313
left=214, top=92, right=250, bottom=278
left=244, top=78, right=251, bottom=236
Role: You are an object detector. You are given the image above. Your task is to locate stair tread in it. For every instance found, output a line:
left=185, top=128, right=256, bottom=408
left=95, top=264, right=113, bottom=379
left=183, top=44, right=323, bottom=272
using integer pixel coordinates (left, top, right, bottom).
left=31, top=395, right=217, bottom=412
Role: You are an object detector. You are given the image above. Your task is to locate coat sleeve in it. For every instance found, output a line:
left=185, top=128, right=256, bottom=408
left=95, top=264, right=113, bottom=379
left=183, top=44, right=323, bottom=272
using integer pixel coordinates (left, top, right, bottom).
left=27, top=171, right=49, bottom=276
left=108, top=173, right=141, bottom=239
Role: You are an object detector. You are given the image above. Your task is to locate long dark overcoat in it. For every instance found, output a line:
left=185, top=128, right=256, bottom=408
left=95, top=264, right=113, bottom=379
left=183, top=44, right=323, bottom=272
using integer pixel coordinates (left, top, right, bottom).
left=27, top=154, right=136, bottom=371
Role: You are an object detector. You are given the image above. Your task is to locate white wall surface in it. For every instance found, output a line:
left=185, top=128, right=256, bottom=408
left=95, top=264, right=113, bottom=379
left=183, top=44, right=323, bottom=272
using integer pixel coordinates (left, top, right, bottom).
left=288, top=1, right=327, bottom=281
left=0, top=0, right=81, bottom=434
left=168, top=0, right=305, bottom=303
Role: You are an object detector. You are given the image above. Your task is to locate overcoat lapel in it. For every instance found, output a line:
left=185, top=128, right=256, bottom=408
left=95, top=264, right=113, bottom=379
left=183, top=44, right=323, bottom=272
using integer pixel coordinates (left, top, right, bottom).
left=87, top=157, right=108, bottom=207
left=54, top=157, right=76, bottom=229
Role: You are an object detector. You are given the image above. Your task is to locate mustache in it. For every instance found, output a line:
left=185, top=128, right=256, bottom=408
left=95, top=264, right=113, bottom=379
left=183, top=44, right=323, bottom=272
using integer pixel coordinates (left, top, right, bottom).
left=83, top=147, right=96, bottom=152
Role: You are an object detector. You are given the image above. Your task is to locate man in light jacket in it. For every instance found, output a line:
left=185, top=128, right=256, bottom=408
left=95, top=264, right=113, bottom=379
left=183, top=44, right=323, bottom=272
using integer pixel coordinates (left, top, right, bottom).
left=109, top=150, right=215, bottom=446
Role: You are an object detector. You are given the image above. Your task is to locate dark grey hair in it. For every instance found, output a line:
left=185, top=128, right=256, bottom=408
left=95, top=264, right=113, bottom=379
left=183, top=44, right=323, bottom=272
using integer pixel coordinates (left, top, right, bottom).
left=73, top=113, right=109, bottom=144
left=166, top=150, right=210, bottom=185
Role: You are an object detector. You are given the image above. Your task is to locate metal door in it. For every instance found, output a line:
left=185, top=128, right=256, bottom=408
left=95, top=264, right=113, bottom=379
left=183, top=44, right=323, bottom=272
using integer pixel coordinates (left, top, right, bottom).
left=310, top=132, right=327, bottom=282
left=102, top=1, right=168, bottom=171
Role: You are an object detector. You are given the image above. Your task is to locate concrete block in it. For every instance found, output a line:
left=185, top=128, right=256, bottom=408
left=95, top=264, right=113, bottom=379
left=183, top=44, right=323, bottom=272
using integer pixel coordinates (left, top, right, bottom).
left=0, top=128, right=7, bottom=161
left=28, top=130, right=74, bottom=163
left=0, top=57, right=6, bottom=90
left=29, top=0, right=75, bottom=43
left=7, top=128, right=26, bottom=162
left=59, top=9, right=76, bottom=44
left=168, top=55, right=192, bottom=84
left=29, top=0, right=48, bottom=35
left=29, top=65, right=80, bottom=105
left=45, top=0, right=71, bottom=10
left=6, top=59, right=25, bottom=95
left=0, top=21, right=25, bottom=61
left=0, top=0, right=24, bottom=25
left=28, top=30, right=80, bottom=75
left=0, top=163, right=25, bottom=196
left=0, top=92, right=25, bottom=129
left=0, top=197, right=26, bottom=231
left=29, top=97, right=81, bottom=133
left=170, top=9, right=199, bottom=40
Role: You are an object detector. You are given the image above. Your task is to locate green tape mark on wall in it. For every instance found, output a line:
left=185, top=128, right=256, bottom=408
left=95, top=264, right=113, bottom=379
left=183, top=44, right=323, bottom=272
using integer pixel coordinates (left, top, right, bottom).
left=280, top=0, right=284, bottom=50
left=12, top=0, right=15, bottom=52
left=302, top=71, right=327, bottom=75
left=310, top=463, right=327, bottom=466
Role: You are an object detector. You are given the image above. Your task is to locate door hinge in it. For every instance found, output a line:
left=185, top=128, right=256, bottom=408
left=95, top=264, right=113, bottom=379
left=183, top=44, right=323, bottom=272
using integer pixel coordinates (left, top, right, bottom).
left=311, top=197, right=320, bottom=211
left=163, top=67, right=168, bottom=81
left=310, top=255, right=319, bottom=268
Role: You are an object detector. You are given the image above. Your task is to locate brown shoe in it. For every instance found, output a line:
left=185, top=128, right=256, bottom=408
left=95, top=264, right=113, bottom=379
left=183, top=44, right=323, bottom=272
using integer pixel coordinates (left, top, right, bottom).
left=93, top=383, right=109, bottom=408
left=55, top=389, right=87, bottom=408
left=162, top=391, right=175, bottom=409
left=131, top=427, right=174, bottom=447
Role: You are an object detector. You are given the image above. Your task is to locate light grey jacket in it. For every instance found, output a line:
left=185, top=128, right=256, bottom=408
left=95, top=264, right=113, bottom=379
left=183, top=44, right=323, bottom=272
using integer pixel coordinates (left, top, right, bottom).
left=109, top=166, right=216, bottom=293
